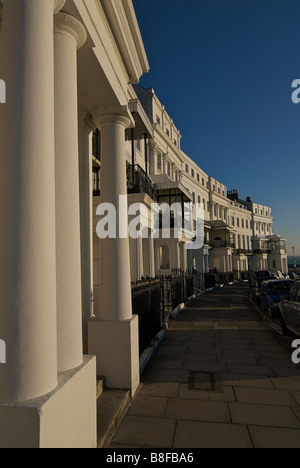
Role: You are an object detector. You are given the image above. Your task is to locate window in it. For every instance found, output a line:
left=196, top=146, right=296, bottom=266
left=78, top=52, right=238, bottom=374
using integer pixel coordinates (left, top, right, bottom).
left=137, top=139, right=141, bottom=152
left=157, top=154, right=162, bottom=172
left=246, top=220, right=249, bottom=229
left=242, top=219, right=244, bottom=228
left=273, top=259, right=277, bottom=269
left=174, top=139, right=177, bottom=146
left=198, top=195, right=201, bottom=204
left=156, top=116, right=161, bottom=125
left=197, top=174, right=200, bottom=182
left=192, top=192, right=195, bottom=204
left=232, top=217, right=235, bottom=227
left=166, top=128, right=170, bottom=137
left=203, top=199, right=206, bottom=211
left=202, top=178, right=205, bottom=186
left=191, top=169, right=195, bottom=178
left=167, top=162, right=171, bottom=177
left=185, top=164, right=189, bottom=173
left=237, top=218, right=240, bottom=228
left=159, top=246, right=170, bottom=270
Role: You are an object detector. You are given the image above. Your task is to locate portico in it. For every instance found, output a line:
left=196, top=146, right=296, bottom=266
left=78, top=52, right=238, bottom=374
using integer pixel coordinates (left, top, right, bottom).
left=0, top=0, right=149, bottom=448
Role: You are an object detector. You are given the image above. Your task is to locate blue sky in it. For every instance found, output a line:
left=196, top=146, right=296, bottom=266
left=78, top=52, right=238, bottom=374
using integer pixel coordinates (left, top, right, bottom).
left=134, top=0, right=300, bottom=255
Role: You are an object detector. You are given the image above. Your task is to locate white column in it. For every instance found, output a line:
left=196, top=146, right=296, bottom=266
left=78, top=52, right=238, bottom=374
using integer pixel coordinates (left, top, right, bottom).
left=54, top=13, right=87, bottom=372
left=136, top=236, right=144, bottom=280
left=88, top=113, right=139, bottom=395
left=78, top=113, right=95, bottom=353
left=149, top=234, right=156, bottom=278
left=0, top=0, right=65, bottom=404
left=174, top=242, right=180, bottom=270
left=95, top=114, right=133, bottom=321
left=180, top=242, right=188, bottom=271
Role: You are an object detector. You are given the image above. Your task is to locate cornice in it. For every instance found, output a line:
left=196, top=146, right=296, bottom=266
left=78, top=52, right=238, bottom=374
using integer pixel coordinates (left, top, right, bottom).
left=100, top=0, right=149, bottom=84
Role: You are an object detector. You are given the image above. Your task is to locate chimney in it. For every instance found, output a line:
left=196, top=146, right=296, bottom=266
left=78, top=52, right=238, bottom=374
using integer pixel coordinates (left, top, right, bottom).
left=227, top=189, right=239, bottom=202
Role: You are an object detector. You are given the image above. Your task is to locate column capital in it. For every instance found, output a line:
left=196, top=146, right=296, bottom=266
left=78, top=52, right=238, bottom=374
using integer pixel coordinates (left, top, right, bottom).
left=53, top=0, right=66, bottom=14
left=54, top=12, right=87, bottom=49
left=94, top=113, right=132, bottom=131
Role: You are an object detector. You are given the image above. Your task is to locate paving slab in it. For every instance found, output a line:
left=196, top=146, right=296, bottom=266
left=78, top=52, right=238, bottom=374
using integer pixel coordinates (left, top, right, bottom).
left=174, top=421, right=252, bottom=448
left=111, top=416, right=176, bottom=448
left=234, top=387, right=296, bottom=406
left=127, top=396, right=168, bottom=418
left=165, top=398, right=231, bottom=423
left=249, top=426, right=300, bottom=448
left=229, top=402, right=300, bottom=428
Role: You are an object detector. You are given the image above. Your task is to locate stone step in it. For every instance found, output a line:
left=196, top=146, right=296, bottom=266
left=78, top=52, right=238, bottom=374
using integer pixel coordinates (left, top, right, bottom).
left=97, top=389, right=131, bottom=448
left=96, top=377, right=106, bottom=400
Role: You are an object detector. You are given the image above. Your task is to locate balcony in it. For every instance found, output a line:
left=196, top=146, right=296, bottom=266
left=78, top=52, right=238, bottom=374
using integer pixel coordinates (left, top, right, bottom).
left=127, top=164, right=154, bottom=200
left=212, top=240, right=235, bottom=249
left=253, top=249, right=271, bottom=255
left=235, top=249, right=253, bottom=255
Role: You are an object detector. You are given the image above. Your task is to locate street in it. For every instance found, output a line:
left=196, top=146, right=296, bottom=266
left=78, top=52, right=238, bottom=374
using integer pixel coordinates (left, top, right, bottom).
left=109, top=283, right=300, bottom=448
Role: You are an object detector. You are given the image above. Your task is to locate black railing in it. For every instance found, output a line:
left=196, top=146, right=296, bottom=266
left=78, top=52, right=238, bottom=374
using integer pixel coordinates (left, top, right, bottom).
left=131, top=278, right=163, bottom=356
left=93, top=167, right=100, bottom=197
left=131, top=272, right=195, bottom=356
left=127, top=164, right=154, bottom=199
left=161, top=272, right=194, bottom=315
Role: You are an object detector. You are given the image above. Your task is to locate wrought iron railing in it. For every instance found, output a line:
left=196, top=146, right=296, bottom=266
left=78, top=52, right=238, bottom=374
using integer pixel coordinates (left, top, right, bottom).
left=127, top=164, right=154, bottom=199
left=131, top=278, right=163, bottom=356
left=131, top=272, right=195, bottom=356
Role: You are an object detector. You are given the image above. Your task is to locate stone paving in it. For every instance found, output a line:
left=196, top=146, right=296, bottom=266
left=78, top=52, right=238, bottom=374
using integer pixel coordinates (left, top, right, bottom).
left=109, top=284, right=300, bottom=448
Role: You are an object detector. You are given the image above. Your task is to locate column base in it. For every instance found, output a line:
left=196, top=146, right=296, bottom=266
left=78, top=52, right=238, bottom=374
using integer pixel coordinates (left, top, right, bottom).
left=88, top=316, right=140, bottom=397
left=0, top=356, right=97, bottom=448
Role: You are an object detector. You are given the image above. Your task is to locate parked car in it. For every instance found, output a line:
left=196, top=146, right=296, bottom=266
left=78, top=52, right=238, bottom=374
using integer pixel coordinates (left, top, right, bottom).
left=259, top=279, right=294, bottom=318
left=290, top=272, right=300, bottom=280
left=279, top=280, right=300, bottom=336
left=250, top=271, right=274, bottom=304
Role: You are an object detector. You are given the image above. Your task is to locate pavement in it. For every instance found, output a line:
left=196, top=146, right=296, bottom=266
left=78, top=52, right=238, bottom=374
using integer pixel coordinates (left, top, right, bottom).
left=109, top=283, right=300, bottom=448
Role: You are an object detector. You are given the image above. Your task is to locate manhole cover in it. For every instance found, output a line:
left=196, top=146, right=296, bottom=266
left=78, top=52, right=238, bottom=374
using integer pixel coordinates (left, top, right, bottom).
left=189, top=371, right=222, bottom=393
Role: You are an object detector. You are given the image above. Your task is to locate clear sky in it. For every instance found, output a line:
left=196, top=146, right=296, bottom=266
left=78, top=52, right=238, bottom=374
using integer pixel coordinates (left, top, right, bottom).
left=133, top=0, right=300, bottom=255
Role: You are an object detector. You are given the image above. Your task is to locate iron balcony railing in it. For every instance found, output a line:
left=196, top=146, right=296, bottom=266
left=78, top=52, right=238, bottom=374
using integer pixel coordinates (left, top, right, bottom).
left=127, top=164, right=154, bottom=200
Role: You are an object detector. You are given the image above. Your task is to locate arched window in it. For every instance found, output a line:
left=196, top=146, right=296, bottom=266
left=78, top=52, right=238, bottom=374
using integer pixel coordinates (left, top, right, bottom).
left=159, top=246, right=170, bottom=270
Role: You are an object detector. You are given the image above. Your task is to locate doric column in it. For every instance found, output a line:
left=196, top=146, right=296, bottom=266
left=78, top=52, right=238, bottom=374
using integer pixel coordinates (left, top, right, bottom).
left=149, top=234, right=156, bottom=278
left=88, top=112, right=140, bottom=395
left=54, top=13, right=87, bottom=372
left=136, top=236, right=144, bottom=280
left=94, top=114, right=133, bottom=321
left=78, top=113, right=95, bottom=353
left=174, top=242, right=180, bottom=270
left=0, top=0, right=65, bottom=404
